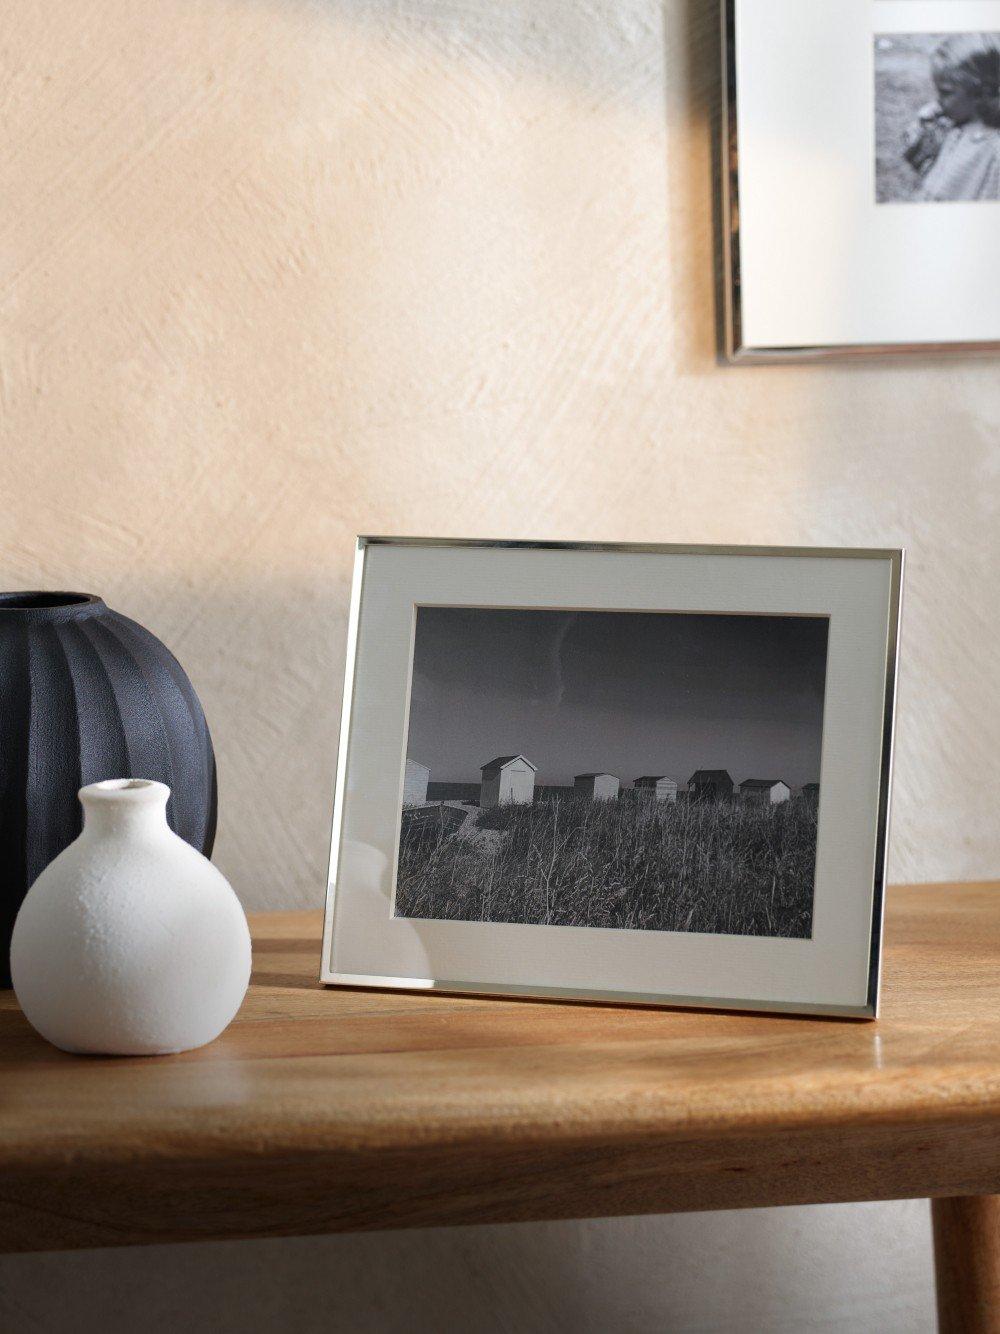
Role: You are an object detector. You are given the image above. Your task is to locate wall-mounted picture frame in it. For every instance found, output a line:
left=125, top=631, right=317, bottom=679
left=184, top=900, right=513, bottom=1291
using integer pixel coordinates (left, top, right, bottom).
left=321, top=539, right=902, bottom=1018
left=723, top=0, right=1000, bottom=360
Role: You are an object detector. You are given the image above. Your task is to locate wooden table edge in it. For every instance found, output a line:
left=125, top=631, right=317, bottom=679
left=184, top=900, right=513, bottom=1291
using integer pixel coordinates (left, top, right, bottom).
left=2, top=883, right=998, bottom=1332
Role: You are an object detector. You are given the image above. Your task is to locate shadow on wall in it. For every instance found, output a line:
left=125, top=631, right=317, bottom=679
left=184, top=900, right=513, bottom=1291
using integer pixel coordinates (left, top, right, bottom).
left=262, top=0, right=725, bottom=370
left=671, top=0, right=727, bottom=368
left=0, top=1201, right=935, bottom=1332
left=289, top=0, right=669, bottom=105
left=108, top=572, right=353, bottom=912
left=162, top=0, right=726, bottom=911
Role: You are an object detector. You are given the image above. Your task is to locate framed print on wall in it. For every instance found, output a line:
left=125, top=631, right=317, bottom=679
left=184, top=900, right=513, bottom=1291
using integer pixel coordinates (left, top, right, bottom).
left=724, top=0, right=1000, bottom=359
left=321, top=539, right=902, bottom=1018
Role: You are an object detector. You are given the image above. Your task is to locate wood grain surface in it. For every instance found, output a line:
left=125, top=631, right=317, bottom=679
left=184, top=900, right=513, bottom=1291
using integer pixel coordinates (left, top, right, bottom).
left=1, top=882, right=998, bottom=1254
left=933, top=1195, right=1000, bottom=1334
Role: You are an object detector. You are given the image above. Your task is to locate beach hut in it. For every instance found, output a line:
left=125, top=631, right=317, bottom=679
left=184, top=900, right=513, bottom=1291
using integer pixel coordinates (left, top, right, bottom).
left=739, top=778, right=791, bottom=805
left=402, top=758, right=430, bottom=805
left=687, top=769, right=734, bottom=801
left=802, top=782, right=820, bottom=802
left=633, top=775, right=678, bottom=803
left=480, top=755, right=537, bottom=810
left=574, top=773, right=620, bottom=801
left=400, top=803, right=469, bottom=843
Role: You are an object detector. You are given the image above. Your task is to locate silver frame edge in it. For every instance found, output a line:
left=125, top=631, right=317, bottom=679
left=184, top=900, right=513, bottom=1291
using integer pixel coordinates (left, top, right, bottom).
left=721, top=0, right=1000, bottom=363
left=865, top=547, right=904, bottom=1017
left=319, top=536, right=902, bottom=1021
left=319, top=539, right=367, bottom=992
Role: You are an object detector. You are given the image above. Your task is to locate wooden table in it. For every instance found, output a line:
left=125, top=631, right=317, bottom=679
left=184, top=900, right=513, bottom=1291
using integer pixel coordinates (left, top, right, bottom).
left=2, top=883, right=998, bottom=1331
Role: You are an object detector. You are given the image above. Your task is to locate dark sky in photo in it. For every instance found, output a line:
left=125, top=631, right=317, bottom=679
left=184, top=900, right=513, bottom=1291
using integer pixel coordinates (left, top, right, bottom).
left=405, top=607, right=829, bottom=790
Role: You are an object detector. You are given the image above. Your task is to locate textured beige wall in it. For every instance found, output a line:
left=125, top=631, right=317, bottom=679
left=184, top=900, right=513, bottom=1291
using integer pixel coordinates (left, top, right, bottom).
left=4, top=0, right=999, bottom=904
left=2, top=0, right=994, bottom=1329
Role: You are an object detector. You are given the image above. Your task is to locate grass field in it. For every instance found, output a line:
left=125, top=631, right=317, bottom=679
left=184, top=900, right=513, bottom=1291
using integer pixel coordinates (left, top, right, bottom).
left=875, top=35, right=938, bottom=203
left=395, top=795, right=817, bottom=939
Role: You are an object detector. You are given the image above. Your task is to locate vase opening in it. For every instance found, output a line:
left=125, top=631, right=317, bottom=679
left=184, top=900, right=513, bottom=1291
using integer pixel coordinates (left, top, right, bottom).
left=0, top=592, right=100, bottom=610
left=0, top=593, right=107, bottom=628
left=80, top=778, right=171, bottom=807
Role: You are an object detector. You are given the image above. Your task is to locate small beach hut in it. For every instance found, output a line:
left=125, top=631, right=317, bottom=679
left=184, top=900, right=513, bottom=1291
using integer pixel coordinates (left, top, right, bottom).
left=402, top=758, right=430, bottom=805
left=687, top=769, right=734, bottom=801
left=739, top=778, right=791, bottom=805
left=633, top=776, right=678, bottom=803
left=574, top=773, right=620, bottom=801
left=480, top=755, right=537, bottom=810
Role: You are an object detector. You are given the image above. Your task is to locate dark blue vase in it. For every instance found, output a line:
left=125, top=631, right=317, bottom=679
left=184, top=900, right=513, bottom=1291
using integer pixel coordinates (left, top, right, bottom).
left=0, top=592, right=217, bottom=986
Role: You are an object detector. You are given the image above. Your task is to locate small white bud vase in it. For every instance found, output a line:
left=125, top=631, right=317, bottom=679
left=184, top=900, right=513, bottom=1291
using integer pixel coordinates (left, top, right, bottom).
left=11, top=780, right=251, bottom=1056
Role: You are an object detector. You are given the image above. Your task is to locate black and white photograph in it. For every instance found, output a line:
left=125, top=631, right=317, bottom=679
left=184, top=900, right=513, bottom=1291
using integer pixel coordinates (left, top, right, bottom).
left=394, top=606, right=829, bottom=940
left=876, top=32, right=1000, bottom=204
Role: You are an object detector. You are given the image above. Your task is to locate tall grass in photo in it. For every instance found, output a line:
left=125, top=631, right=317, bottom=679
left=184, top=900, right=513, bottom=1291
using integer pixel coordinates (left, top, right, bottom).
left=395, top=795, right=817, bottom=939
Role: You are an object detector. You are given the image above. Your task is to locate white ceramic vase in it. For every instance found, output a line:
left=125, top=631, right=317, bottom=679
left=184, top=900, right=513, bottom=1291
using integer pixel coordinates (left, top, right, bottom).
left=11, top=779, right=251, bottom=1055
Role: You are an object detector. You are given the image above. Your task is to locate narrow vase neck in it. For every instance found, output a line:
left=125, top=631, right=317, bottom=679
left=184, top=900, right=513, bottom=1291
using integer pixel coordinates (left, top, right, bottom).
left=79, top=780, right=171, bottom=837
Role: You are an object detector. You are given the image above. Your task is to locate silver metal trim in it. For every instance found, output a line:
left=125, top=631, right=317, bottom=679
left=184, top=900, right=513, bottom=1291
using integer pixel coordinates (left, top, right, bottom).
left=866, top=547, right=904, bottom=1017
left=318, top=541, right=367, bottom=989
left=320, top=536, right=902, bottom=1019
left=358, top=535, right=901, bottom=560
left=721, top=0, right=1000, bottom=363
left=322, top=972, right=875, bottom=1020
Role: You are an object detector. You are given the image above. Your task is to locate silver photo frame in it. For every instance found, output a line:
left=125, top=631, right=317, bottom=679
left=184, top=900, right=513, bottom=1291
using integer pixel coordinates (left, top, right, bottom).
left=723, top=0, right=1000, bottom=361
left=321, top=538, right=902, bottom=1017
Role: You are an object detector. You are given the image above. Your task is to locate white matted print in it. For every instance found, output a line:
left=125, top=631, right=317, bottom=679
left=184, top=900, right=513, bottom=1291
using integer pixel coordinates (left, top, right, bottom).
left=321, top=539, right=902, bottom=1018
left=396, top=607, right=827, bottom=940
left=725, top=0, right=1000, bottom=357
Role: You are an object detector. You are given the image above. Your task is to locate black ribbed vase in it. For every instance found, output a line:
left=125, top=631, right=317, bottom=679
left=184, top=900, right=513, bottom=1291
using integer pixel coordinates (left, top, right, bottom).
left=0, top=593, right=217, bottom=986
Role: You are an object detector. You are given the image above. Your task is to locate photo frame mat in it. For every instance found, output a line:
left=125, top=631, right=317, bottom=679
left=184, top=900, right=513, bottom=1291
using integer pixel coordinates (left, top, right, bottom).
left=322, top=540, right=902, bottom=1017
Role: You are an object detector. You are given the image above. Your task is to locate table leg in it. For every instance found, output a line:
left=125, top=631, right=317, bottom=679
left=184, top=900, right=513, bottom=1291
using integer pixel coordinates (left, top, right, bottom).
left=932, top=1196, right=1000, bottom=1333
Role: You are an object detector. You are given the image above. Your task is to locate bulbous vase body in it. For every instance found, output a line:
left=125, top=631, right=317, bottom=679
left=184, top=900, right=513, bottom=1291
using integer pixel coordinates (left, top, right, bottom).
left=11, top=780, right=250, bottom=1055
left=0, top=591, right=217, bottom=987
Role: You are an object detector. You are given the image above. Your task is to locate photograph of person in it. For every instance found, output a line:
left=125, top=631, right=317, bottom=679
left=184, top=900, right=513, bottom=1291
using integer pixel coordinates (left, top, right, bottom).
left=876, top=32, right=1000, bottom=203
